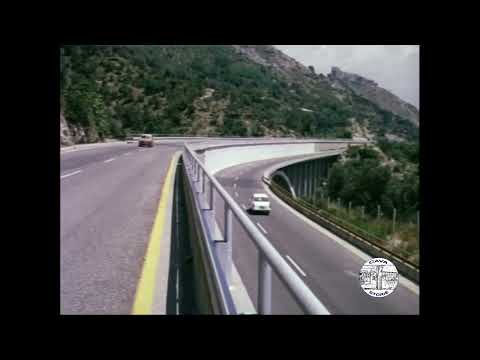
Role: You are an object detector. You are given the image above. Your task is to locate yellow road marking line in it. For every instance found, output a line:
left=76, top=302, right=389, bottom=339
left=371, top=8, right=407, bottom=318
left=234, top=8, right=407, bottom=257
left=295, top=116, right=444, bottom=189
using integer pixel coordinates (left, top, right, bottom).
left=131, top=154, right=178, bottom=314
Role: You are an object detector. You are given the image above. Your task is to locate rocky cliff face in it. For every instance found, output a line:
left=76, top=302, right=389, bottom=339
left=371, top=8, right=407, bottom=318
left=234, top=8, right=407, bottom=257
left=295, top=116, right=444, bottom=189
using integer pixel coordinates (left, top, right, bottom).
left=231, top=47, right=418, bottom=127
left=60, top=112, right=89, bottom=146
left=231, top=45, right=321, bottom=84
left=328, top=67, right=419, bottom=126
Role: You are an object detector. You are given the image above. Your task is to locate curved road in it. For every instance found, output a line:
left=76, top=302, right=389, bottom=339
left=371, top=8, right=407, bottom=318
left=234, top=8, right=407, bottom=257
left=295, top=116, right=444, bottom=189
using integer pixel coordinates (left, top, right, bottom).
left=214, top=155, right=420, bottom=314
left=61, top=141, right=418, bottom=315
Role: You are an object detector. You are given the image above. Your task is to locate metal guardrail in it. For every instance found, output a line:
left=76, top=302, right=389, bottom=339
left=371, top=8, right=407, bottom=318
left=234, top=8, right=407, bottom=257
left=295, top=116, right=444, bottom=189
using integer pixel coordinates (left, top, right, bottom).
left=182, top=144, right=330, bottom=315
left=126, top=134, right=371, bottom=142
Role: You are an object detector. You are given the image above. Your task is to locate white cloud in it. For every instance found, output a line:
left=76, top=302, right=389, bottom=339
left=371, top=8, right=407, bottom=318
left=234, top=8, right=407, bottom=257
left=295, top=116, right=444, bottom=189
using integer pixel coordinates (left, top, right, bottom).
left=274, top=45, right=419, bottom=108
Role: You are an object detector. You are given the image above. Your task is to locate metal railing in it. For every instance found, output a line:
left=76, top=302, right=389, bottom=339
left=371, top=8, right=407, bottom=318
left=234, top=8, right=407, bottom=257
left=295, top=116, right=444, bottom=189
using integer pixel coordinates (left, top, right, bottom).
left=126, top=134, right=371, bottom=142
left=182, top=144, right=330, bottom=315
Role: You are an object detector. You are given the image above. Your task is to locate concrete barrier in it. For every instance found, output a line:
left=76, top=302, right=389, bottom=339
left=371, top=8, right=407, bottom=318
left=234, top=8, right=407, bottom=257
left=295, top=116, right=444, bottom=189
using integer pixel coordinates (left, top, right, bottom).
left=202, top=142, right=349, bottom=174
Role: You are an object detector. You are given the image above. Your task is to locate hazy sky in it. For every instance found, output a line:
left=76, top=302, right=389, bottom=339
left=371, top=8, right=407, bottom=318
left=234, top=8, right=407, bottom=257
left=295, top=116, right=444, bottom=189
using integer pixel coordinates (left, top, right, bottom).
left=274, top=45, right=419, bottom=108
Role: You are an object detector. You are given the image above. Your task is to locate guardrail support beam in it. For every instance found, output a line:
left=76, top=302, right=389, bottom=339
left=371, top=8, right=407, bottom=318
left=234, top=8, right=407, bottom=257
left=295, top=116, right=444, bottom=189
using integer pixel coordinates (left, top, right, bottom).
left=222, top=206, right=233, bottom=282
left=209, top=179, right=215, bottom=211
left=258, top=253, right=272, bottom=315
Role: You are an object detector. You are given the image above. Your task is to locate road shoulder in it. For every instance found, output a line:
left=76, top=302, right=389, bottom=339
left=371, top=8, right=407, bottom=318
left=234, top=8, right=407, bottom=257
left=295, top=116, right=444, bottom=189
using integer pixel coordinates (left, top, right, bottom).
left=132, top=151, right=182, bottom=314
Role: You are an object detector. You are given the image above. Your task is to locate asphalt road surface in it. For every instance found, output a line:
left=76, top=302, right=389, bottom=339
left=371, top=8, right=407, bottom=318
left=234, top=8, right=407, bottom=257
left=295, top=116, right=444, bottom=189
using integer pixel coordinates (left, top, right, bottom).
left=214, top=156, right=420, bottom=314
left=60, top=142, right=182, bottom=314
left=61, top=141, right=418, bottom=315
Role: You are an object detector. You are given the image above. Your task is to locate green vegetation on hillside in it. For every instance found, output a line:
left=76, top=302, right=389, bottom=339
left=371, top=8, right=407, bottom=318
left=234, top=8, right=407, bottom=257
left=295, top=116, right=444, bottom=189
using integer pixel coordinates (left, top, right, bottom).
left=292, top=142, right=419, bottom=262
left=60, top=45, right=417, bottom=142
left=323, top=144, right=419, bottom=221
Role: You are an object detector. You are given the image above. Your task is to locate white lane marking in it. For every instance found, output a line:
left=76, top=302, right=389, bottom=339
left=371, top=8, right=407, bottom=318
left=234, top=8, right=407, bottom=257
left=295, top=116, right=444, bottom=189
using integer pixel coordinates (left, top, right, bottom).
left=286, top=255, right=307, bottom=277
left=262, top=182, right=420, bottom=296
left=60, top=170, right=82, bottom=179
left=123, top=152, right=131, bottom=156
left=235, top=191, right=239, bottom=197
left=344, top=270, right=359, bottom=278
left=104, top=158, right=115, bottom=163
left=138, top=149, right=145, bottom=152
left=233, top=183, right=237, bottom=189
left=241, top=204, right=247, bottom=210
left=256, top=222, right=268, bottom=235
left=235, top=177, right=239, bottom=181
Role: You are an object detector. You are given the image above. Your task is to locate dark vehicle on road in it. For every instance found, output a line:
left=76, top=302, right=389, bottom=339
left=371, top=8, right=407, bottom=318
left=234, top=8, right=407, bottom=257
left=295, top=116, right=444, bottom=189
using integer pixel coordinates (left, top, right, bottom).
left=138, top=134, right=154, bottom=147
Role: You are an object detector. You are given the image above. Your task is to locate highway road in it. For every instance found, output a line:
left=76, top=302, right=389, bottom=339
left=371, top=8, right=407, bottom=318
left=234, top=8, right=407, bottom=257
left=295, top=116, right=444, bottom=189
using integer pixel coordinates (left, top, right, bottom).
left=214, top=156, right=420, bottom=314
left=61, top=140, right=418, bottom=315
left=60, top=142, right=182, bottom=314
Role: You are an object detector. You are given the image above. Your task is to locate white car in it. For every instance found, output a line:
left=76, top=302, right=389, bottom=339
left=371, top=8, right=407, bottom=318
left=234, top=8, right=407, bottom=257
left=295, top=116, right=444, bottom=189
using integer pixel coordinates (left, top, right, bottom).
left=248, top=193, right=271, bottom=214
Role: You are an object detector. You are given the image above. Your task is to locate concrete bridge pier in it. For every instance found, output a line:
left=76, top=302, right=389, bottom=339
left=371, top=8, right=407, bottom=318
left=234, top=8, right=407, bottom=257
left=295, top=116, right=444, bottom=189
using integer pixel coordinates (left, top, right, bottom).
left=271, top=155, right=341, bottom=201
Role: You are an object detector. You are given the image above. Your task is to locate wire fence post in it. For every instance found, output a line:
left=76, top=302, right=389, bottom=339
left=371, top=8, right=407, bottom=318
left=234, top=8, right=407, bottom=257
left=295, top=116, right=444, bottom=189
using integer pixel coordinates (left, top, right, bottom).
left=377, top=204, right=381, bottom=221
left=327, top=197, right=330, bottom=209
left=348, top=201, right=352, bottom=217
left=392, top=207, right=396, bottom=237
left=417, top=210, right=420, bottom=246
left=362, top=205, right=365, bottom=219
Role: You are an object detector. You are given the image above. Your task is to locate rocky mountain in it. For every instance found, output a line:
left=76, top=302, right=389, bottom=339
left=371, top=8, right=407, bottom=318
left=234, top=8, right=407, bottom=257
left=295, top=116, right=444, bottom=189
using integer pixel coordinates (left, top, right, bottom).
left=328, top=66, right=419, bottom=126
left=61, top=112, right=88, bottom=146
left=232, top=45, right=321, bottom=84
left=60, top=45, right=419, bottom=145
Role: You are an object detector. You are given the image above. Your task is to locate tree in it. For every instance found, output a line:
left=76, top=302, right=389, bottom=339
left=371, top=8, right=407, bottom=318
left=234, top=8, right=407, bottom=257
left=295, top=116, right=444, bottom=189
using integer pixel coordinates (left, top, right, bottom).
left=327, top=163, right=346, bottom=199
left=64, top=79, right=95, bottom=127
left=91, top=94, right=111, bottom=139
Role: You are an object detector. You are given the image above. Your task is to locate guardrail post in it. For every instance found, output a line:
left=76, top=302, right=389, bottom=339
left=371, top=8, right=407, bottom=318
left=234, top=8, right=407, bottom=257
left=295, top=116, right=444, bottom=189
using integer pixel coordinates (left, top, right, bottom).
left=258, top=253, right=272, bottom=315
left=209, top=180, right=215, bottom=211
left=195, top=166, right=201, bottom=192
left=202, top=170, right=206, bottom=193
left=223, top=205, right=233, bottom=282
